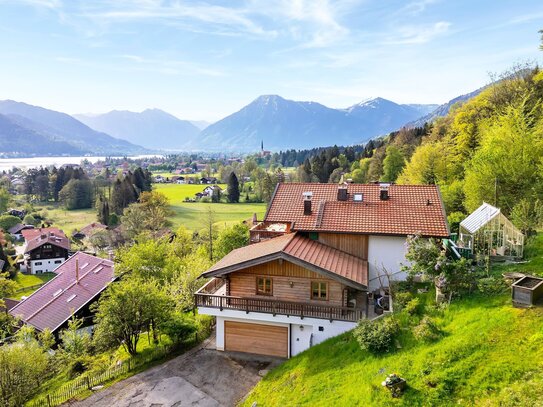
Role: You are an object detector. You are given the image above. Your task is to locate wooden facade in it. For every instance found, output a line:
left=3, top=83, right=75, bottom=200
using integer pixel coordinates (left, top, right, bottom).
left=227, top=259, right=347, bottom=307
left=317, top=233, right=368, bottom=260
left=28, top=244, right=68, bottom=261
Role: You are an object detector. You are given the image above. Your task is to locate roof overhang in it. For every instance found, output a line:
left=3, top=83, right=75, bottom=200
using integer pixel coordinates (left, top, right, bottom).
left=201, top=252, right=367, bottom=291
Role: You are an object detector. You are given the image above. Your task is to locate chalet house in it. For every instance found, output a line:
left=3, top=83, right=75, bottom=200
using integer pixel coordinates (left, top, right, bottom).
left=195, top=183, right=449, bottom=358
left=9, top=252, right=115, bottom=335
left=73, top=222, right=107, bottom=240
left=8, top=223, right=35, bottom=241
left=23, top=228, right=70, bottom=274
left=195, top=185, right=223, bottom=199
left=200, top=177, right=218, bottom=184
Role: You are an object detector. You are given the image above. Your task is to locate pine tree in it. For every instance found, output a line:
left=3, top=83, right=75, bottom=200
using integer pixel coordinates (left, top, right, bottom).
left=227, top=172, right=240, bottom=203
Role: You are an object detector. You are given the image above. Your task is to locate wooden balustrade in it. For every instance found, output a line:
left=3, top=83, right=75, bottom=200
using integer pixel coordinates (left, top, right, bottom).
left=195, top=293, right=363, bottom=322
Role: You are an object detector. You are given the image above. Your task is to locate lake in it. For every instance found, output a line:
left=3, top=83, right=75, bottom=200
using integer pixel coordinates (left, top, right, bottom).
left=0, top=155, right=161, bottom=172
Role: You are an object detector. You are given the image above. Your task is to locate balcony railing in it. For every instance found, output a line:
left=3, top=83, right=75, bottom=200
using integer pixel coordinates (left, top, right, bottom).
left=195, top=293, right=365, bottom=322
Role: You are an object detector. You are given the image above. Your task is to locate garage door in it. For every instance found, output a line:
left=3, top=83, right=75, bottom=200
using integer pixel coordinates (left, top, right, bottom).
left=224, top=321, right=288, bottom=358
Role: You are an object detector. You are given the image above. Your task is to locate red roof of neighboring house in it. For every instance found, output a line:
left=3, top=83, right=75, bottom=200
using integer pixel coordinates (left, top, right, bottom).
left=24, top=231, right=70, bottom=253
left=202, top=233, right=368, bottom=289
left=9, top=252, right=115, bottom=332
left=22, top=227, right=65, bottom=241
left=265, top=183, right=449, bottom=237
left=79, top=223, right=107, bottom=236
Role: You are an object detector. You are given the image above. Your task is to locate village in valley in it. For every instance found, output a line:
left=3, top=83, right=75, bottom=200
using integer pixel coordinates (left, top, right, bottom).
left=1, top=2, right=543, bottom=407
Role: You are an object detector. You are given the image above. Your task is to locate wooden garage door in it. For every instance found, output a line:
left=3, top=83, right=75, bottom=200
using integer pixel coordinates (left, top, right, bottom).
left=224, top=321, right=288, bottom=358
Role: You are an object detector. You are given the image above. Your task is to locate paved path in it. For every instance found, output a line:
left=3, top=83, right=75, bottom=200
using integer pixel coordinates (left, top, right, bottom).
left=70, top=338, right=283, bottom=407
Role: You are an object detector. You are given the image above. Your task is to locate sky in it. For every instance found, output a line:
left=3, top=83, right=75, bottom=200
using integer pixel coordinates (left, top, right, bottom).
left=0, top=0, right=542, bottom=122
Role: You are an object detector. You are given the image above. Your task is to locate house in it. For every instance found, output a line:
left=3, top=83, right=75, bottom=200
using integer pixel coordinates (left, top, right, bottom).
left=8, top=208, right=25, bottom=219
left=9, top=252, right=115, bottom=335
left=73, top=222, right=107, bottom=240
left=176, top=177, right=186, bottom=184
left=195, top=185, right=222, bottom=200
left=23, top=228, right=70, bottom=274
left=200, top=177, right=218, bottom=184
left=8, top=223, right=34, bottom=240
left=195, top=183, right=449, bottom=358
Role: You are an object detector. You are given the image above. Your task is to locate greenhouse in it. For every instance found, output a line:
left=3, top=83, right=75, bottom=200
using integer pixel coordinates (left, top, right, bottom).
left=457, top=202, right=524, bottom=259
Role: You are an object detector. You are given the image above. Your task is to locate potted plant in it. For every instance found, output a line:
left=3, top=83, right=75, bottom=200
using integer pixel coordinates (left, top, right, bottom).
left=382, top=373, right=406, bottom=397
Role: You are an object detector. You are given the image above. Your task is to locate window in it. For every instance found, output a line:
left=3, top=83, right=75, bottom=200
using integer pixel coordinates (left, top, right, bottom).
left=311, top=281, right=328, bottom=300
left=54, top=260, right=62, bottom=264
left=309, top=232, right=319, bottom=241
left=256, top=277, right=273, bottom=295
left=35, top=262, right=42, bottom=265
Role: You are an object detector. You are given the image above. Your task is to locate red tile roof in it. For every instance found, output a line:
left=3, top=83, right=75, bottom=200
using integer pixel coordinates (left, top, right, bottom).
left=24, top=232, right=71, bottom=253
left=265, top=183, right=449, bottom=237
left=203, top=233, right=367, bottom=289
left=22, top=227, right=65, bottom=241
left=9, top=252, right=115, bottom=332
left=79, top=222, right=107, bottom=236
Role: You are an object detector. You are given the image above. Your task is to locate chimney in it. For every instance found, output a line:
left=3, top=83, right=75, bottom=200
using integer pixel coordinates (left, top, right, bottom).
left=380, top=183, right=390, bottom=201
left=75, top=258, right=79, bottom=284
left=252, top=213, right=258, bottom=226
left=303, top=192, right=313, bottom=215
left=337, top=185, right=348, bottom=201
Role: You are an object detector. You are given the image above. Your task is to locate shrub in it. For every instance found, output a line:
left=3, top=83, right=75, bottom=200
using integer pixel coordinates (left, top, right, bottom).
left=160, top=312, right=197, bottom=345
left=393, top=292, right=413, bottom=311
left=478, top=276, right=508, bottom=295
left=404, top=297, right=423, bottom=316
left=413, top=316, right=441, bottom=342
left=0, top=215, right=21, bottom=232
left=23, top=214, right=38, bottom=226
left=354, top=316, right=399, bottom=354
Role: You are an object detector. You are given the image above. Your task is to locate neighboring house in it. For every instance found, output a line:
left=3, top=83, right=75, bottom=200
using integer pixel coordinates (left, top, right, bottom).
left=8, top=208, right=25, bottom=219
left=176, top=177, right=186, bottom=184
left=200, top=177, right=218, bottom=184
left=9, top=252, right=115, bottom=335
left=73, top=222, right=107, bottom=240
left=195, top=183, right=449, bottom=358
left=23, top=229, right=70, bottom=274
left=195, top=185, right=223, bottom=200
left=8, top=223, right=35, bottom=240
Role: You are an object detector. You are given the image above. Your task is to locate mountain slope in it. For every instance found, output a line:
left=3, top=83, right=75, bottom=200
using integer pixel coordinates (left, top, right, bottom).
left=199, top=95, right=431, bottom=151
left=0, top=100, right=147, bottom=155
left=0, top=113, right=85, bottom=155
left=75, top=109, right=200, bottom=150
left=407, top=87, right=486, bottom=128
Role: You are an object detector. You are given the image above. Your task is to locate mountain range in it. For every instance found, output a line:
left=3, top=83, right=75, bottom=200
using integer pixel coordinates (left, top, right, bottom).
left=0, top=100, right=146, bottom=156
left=75, top=109, right=201, bottom=150
left=0, top=85, right=483, bottom=156
left=198, top=96, right=438, bottom=151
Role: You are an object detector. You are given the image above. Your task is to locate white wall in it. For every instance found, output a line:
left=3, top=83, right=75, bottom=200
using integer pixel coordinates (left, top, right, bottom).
left=29, top=257, right=65, bottom=274
left=290, top=323, right=312, bottom=356
left=367, top=235, right=409, bottom=291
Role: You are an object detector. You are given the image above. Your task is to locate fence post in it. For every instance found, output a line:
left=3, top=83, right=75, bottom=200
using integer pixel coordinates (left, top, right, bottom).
left=47, top=394, right=52, bottom=407
left=86, top=376, right=91, bottom=390
left=127, top=358, right=131, bottom=371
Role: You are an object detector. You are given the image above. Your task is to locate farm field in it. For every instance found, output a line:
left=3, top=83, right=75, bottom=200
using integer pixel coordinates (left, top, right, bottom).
left=154, top=184, right=266, bottom=231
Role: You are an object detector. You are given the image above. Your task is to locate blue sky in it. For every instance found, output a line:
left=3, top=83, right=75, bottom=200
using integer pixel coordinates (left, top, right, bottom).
left=0, top=0, right=542, bottom=121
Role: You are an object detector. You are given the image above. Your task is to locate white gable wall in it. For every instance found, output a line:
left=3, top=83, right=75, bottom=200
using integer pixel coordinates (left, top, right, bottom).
left=367, top=235, right=409, bottom=291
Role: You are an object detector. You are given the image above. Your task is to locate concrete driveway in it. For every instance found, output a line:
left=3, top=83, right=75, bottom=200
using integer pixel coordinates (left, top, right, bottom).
left=71, top=338, right=283, bottom=407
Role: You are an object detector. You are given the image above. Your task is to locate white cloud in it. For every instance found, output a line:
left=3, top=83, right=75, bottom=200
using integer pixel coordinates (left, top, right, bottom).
left=388, top=21, right=451, bottom=44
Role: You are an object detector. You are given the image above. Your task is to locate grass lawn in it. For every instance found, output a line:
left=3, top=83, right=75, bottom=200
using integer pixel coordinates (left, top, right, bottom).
left=154, top=184, right=267, bottom=231
left=12, top=272, right=56, bottom=299
left=243, top=234, right=543, bottom=406
left=34, top=204, right=97, bottom=234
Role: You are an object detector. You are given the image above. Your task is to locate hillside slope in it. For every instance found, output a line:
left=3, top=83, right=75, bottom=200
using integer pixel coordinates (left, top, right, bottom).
left=244, top=236, right=543, bottom=406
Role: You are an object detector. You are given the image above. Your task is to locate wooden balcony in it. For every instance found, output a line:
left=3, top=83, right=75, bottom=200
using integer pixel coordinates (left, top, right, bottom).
left=194, top=293, right=365, bottom=322
left=249, top=221, right=292, bottom=244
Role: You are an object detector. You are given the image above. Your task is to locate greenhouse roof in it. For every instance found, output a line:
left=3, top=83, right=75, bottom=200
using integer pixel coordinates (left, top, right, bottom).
left=460, top=202, right=501, bottom=234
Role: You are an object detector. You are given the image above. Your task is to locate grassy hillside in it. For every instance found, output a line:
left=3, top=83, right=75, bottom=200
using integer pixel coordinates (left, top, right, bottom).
left=244, top=236, right=543, bottom=406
